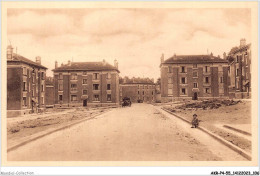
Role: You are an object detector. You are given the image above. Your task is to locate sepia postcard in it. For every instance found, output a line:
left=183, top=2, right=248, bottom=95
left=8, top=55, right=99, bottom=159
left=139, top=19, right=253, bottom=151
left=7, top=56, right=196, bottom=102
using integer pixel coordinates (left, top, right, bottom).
left=1, top=1, right=259, bottom=170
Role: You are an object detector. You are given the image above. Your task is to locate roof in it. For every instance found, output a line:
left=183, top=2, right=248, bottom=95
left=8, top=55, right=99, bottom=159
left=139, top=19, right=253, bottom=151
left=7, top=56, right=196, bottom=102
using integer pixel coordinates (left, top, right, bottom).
left=53, top=61, right=119, bottom=72
left=162, top=55, right=228, bottom=65
left=121, top=82, right=155, bottom=85
left=229, top=44, right=251, bottom=55
left=8, top=53, right=47, bottom=69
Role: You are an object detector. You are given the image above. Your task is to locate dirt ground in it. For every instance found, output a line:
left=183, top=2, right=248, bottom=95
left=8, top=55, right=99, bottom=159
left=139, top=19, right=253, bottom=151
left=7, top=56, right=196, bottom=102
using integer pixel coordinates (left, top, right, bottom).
left=8, top=104, right=246, bottom=161
left=163, top=100, right=251, bottom=152
left=7, top=107, right=111, bottom=148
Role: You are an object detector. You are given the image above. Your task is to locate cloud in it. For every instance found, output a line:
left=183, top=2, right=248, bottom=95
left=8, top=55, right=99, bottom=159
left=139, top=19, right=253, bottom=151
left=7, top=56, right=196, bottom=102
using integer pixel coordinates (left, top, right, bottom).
left=8, top=11, right=75, bottom=38
left=7, top=8, right=251, bottom=79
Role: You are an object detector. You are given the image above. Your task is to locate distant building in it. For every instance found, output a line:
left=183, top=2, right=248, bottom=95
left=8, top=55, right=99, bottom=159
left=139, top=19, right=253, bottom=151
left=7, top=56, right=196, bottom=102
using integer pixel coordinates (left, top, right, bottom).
left=7, top=45, right=47, bottom=117
left=160, top=54, right=229, bottom=102
left=119, top=77, right=156, bottom=103
left=227, top=39, right=251, bottom=99
left=52, top=60, right=120, bottom=107
left=45, top=77, right=55, bottom=107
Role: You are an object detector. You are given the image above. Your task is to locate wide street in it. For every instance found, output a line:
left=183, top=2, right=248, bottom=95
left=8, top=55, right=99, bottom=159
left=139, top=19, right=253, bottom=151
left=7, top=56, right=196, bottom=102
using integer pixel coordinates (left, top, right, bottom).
left=8, top=104, right=246, bottom=161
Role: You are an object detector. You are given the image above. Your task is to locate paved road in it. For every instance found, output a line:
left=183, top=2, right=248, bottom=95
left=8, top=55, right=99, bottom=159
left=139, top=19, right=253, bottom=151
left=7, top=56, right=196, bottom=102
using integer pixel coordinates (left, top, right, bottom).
left=8, top=104, right=245, bottom=161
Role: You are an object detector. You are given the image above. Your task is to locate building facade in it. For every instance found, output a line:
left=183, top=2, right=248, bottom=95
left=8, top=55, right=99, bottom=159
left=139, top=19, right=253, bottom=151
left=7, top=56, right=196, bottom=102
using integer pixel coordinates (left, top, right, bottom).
left=160, top=54, right=229, bottom=102
left=119, top=82, right=156, bottom=103
left=53, top=60, right=120, bottom=107
left=7, top=45, right=47, bottom=117
left=227, top=39, right=251, bottom=99
left=45, top=77, right=55, bottom=107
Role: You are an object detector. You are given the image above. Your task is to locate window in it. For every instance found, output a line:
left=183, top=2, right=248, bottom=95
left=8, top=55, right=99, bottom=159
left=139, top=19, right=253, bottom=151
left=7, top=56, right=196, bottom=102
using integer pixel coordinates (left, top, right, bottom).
left=94, top=95, right=99, bottom=101
left=143, top=91, right=144, bottom=95
left=236, top=68, right=239, bottom=76
left=41, top=72, right=45, bottom=80
left=41, top=97, right=44, bottom=104
left=138, top=91, right=140, bottom=95
left=93, top=73, right=99, bottom=80
left=32, top=75, right=35, bottom=83
left=205, top=66, right=209, bottom=72
left=58, top=84, right=63, bottom=91
left=220, top=76, right=224, bottom=83
left=107, top=94, right=111, bottom=101
left=107, top=73, right=111, bottom=79
left=168, top=77, right=172, bottom=84
left=181, top=88, right=186, bottom=95
left=58, top=73, right=63, bottom=79
left=23, top=82, right=27, bottom=91
left=181, top=66, right=185, bottom=73
left=23, top=67, right=27, bottom=75
left=59, top=95, right=63, bottom=101
left=22, top=97, right=26, bottom=106
left=83, top=90, right=88, bottom=95
left=236, top=55, right=239, bottom=63
left=194, top=83, right=198, bottom=88
left=205, top=88, right=211, bottom=94
left=82, top=79, right=88, bottom=84
left=205, top=77, right=209, bottom=83
left=152, top=91, right=154, bottom=95
left=168, top=66, right=172, bottom=73
left=83, top=71, right=87, bottom=75
left=193, top=72, right=198, bottom=77
left=193, top=64, right=197, bottom=68
left=71, top=84, right=77, bottom=91
left=71, top=73, right=77, bottom=80
left=107, top=84, right=111, bottom=90
left=41, top=84, right=44, bottom=92
left=181, top=77, right=186, bottom=84
left=93, top=84, right=99, bottom=90
left=71, top=95, right=77, bottom=101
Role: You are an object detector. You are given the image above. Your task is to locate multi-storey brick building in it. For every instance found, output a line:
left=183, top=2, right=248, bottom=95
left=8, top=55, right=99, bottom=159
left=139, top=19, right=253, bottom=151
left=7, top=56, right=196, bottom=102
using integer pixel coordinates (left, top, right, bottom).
left=7, top=45, right=47, bottom=117
left=227, top=39, right=251, bottom=99
left=160, top=54, right=229, bottom=102
left=53, top=60, right=120, bottom=107
left=45, top=76, right=55, bottom=107
left=119, top=78, right=156, bottom=103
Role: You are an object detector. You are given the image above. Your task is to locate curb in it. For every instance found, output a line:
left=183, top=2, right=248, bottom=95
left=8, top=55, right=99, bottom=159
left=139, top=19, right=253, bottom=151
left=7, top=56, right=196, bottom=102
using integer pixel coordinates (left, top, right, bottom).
left=7, top=110, right=111, bottom=153
left=161, top=107, right=252, bottom=161
left=223, top=125, right=251, bottom=136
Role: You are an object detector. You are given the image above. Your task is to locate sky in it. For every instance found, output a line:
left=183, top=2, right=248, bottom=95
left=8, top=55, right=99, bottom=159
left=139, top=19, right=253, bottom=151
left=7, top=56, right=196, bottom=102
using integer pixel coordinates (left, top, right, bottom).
left=7, top=8, right=251, bottom=80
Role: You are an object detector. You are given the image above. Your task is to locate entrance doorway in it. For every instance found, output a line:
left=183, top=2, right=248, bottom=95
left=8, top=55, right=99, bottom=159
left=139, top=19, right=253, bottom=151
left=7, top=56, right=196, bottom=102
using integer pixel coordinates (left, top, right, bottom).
left=193, top=92, right=198, bottom=100
left=83, top=99, right=87, bottom=106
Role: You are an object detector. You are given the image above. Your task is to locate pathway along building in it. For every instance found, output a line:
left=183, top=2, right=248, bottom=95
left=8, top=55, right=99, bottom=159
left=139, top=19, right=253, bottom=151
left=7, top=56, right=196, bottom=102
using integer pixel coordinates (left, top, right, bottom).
left=160, top=54, right=229, bottom=102
left=52, top=60, right=120, bottom=107
left=7, top=45, right=47, bottom=117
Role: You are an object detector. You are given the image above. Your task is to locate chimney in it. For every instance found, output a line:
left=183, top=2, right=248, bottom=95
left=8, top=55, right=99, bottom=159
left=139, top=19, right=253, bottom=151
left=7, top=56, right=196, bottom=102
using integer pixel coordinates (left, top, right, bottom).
left=160, top=53, right=164, bottom=63
left=7, top=45, right=13, bottom=60
left=114, top=59, right=118, bottom=69
left=223, top=52, right=227, bottom=60
left=55, top=61, right=58, bottom=69
left=103, top=59, right=106, bottom=65
left=35, top=56, right=41, bottom=64
left=173, top=53, right=177, bottom=60
left=68, top=60, right=71, bottom=66
left=61, top=63, right=64, bottom=66
left=240, top=38, right=246, bottom=47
